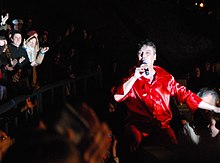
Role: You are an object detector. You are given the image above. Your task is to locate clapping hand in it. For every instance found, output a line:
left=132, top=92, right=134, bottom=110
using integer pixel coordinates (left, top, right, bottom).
left=19, top=56, right=26, bottom=63
left=10, top=58, right=18, bottom=67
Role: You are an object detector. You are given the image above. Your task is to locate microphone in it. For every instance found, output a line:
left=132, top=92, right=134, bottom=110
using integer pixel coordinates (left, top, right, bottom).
left=142, top=60, right=149, bottom=76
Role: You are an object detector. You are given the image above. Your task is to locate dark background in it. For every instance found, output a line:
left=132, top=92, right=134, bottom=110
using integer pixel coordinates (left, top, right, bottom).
left=1, top=0, right=220, bottom=78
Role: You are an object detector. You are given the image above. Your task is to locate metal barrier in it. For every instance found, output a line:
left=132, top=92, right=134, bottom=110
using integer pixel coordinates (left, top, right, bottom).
left=0, top=71, right=103, bottom=135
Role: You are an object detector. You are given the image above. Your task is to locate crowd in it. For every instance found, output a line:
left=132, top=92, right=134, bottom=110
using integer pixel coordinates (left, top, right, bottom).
left=0, top=10, right=220, bottom=163
left=0, top=10, right=105, bottom=103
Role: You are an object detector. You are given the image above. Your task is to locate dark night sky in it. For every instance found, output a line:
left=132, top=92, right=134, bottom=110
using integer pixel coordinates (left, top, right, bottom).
left=2, top=0, right=220, bottom=78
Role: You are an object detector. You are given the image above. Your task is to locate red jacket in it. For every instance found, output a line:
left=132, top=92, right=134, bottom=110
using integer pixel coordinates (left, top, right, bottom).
left=113, top=66, right=202, bottom=129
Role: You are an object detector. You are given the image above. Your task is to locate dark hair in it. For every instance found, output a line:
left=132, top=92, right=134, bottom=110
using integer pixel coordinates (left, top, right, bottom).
left=137, top=38, right=156, bottom=54
left=10, top=30, right=22, bottom=39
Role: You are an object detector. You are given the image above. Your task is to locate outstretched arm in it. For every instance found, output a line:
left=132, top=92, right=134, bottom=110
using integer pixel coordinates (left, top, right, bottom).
left=198, top=101, right=220, bottom=113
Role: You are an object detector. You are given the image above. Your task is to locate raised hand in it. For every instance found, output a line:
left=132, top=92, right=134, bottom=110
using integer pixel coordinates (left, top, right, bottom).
left=1, top=13, right=9, bottom=26
left=40, top=47, right=49, bottom=54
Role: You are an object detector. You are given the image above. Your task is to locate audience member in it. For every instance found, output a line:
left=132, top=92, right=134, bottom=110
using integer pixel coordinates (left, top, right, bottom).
left=0, top=36, right=8, bottom=102
left=178, top=87, right=220, bottom=161
left=11, top=19, right=24, bottom=34
left=23, top=30, right=49, bottom=89
left=187, top=64, right=204, bottom=93
left=193, top=87, right=219, bottom=145
left=202, top=62, right=217, bottom=89
left=63, top=47, right=80, bottom=79
left=7, top=30, right=30, bottom=98
left=39, top=30, right=50, bottom=47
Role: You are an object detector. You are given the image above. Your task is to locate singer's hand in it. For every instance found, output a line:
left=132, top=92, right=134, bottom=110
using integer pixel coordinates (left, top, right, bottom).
left=134, top=62, right=149, bottom=78
left=134, top=67, right=145, bottom=78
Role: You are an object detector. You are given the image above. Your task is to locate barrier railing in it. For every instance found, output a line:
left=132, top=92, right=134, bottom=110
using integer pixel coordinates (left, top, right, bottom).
left=0, top=71, right=103, bottom=135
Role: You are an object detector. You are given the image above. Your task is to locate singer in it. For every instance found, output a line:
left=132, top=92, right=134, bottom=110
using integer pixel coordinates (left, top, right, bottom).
left=111, top=39, right=220, bottom=162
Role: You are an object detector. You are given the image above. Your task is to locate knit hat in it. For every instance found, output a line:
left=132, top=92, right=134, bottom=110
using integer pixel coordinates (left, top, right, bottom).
left=27, top=30, right=38, bottom=37
left=24, top=30, right=39, bottom=52
left=25, top=30, right=38, bottom=43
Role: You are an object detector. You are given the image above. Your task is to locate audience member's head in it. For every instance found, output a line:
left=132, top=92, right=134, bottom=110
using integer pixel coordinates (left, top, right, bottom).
left=12, top=19, right=23, bottom=31
left=0, top=36, right=7, bottom=53
left=9, top=30, right=22, bottom=46
left=194, top=87, right=220, bottom=140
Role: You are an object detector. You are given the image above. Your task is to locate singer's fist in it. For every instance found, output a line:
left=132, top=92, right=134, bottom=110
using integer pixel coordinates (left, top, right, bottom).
left=134, top=67, right=144, bottom=78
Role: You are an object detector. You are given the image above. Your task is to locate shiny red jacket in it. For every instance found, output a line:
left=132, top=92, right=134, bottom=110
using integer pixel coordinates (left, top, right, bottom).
left=113, top=66, right=202, bottom=128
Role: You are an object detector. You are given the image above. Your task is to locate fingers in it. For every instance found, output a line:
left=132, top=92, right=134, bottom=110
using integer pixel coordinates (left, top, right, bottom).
left=45, top=47, right=49, bottom=51
left=1, top=14, right=9, bottom=24
left=136, top=67, right=145, bottom=73
left=41, top=47, right=49, bottom=53
left=134, top=67, right=145, bottom=78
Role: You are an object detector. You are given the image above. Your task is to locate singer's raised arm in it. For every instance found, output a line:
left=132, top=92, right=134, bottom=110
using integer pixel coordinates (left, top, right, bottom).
left=114, top=76, right=137, bottom=102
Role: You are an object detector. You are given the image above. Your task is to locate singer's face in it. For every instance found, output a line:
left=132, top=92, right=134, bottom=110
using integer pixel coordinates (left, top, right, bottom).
left=137, top=45, right=156, bottom=67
